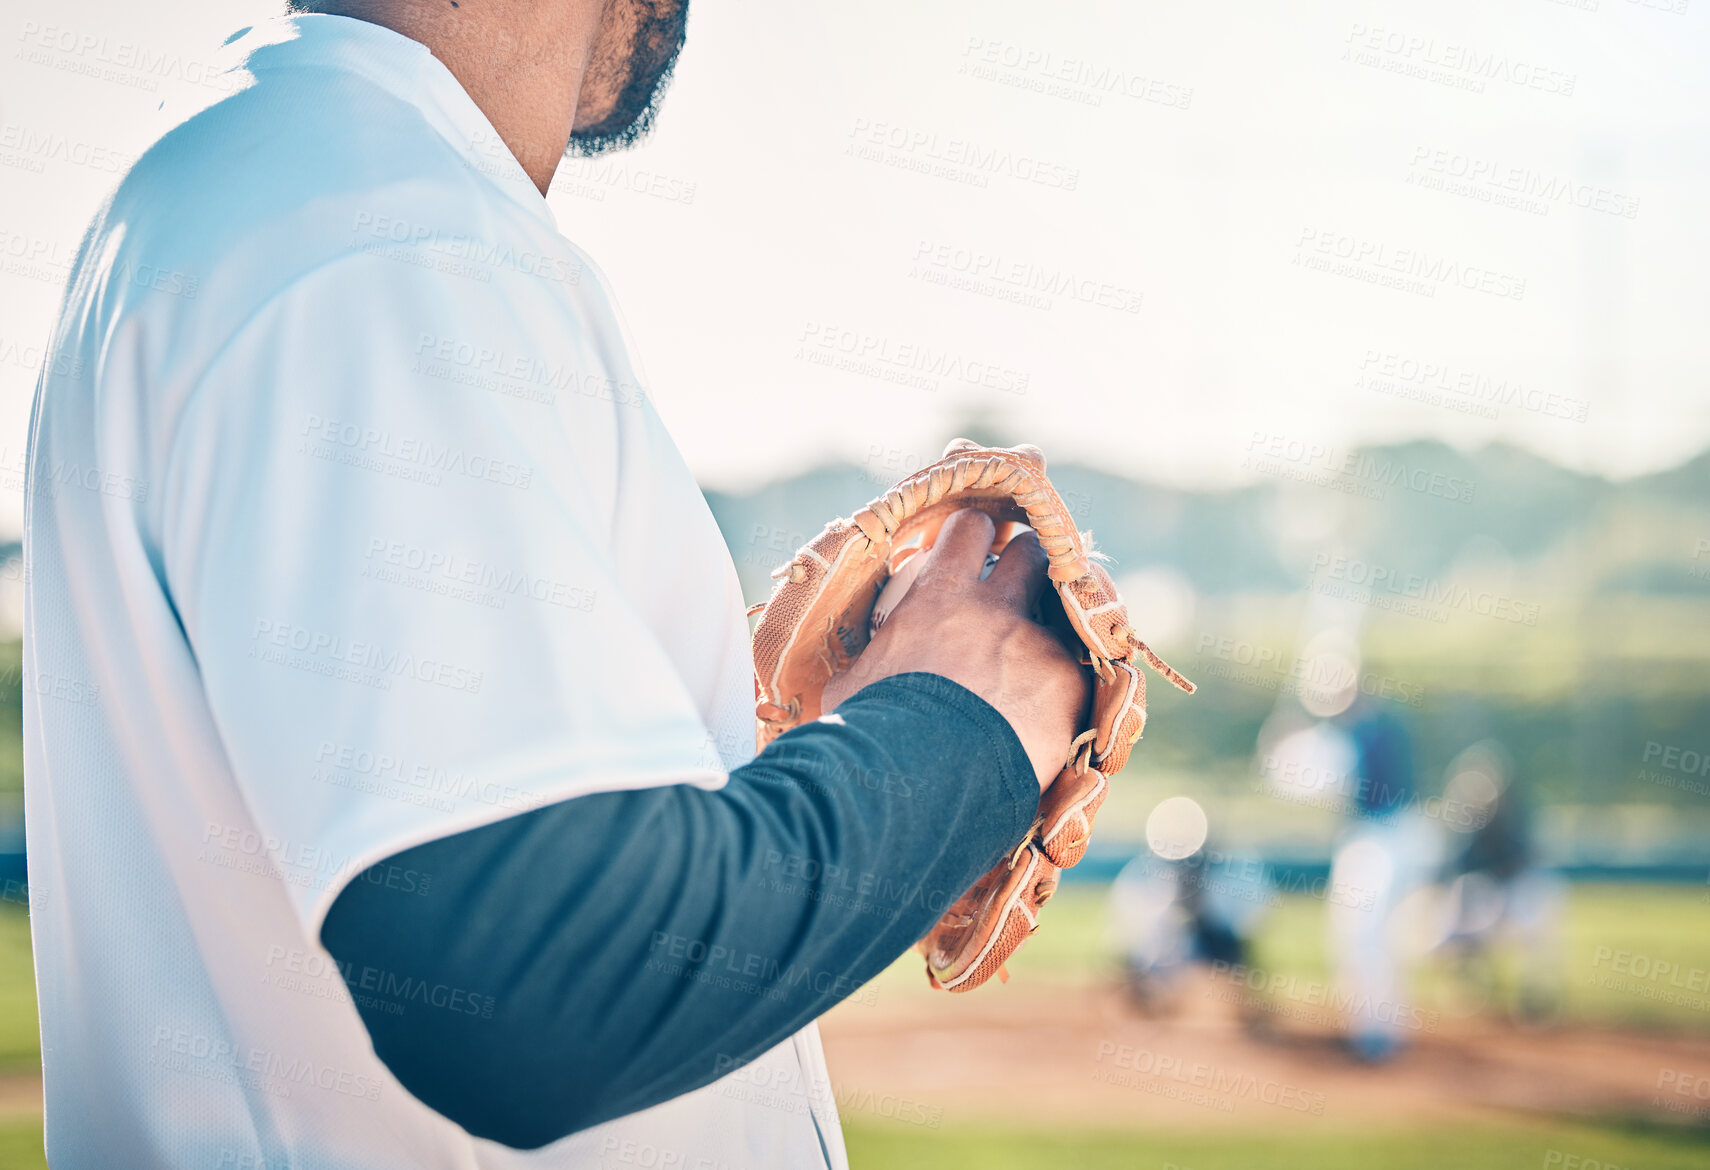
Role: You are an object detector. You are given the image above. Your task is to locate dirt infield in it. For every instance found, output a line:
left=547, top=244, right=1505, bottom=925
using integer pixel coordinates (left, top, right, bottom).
left=0, top=1075, right=39, bottom=1121
left=819, top=969, right=1710, bottom=1132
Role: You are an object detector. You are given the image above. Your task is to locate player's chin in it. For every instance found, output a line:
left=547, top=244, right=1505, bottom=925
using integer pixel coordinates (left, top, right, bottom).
left=568, top=87, right=626, bottom=139
left=567, top=26, right=685, bottom=154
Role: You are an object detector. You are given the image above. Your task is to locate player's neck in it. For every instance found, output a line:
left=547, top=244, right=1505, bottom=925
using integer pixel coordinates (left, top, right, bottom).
left=306, top=1, right=599, bottom=196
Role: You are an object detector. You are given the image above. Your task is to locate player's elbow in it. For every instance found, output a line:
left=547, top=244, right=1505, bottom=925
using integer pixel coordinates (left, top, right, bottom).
left=364, top=1022, right=608, bottom=1149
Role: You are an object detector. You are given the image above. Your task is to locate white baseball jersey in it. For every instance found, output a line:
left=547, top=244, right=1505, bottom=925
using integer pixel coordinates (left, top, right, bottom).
left=22, top=13, right=845, bottom=1169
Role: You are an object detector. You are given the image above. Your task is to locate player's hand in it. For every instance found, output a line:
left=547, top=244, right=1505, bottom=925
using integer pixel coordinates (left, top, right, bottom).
left=821, top=509, right=1089, bottom=791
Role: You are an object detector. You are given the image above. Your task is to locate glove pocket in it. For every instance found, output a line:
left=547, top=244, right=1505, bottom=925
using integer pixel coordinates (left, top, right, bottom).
left=921, top=844, right=1060, bottom=992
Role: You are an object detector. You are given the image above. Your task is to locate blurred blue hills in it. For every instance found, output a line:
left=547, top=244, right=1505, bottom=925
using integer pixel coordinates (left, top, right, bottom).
left=707, top=438, right=1710, bottom=603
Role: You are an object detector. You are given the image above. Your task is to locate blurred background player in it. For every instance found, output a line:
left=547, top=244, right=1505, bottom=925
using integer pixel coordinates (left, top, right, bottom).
left=1109, top=796, right=1271, bottom=1016
left=1432, top=740, right=1568, bottom=1023
left=1325, top=698, right=1443, bottom=1063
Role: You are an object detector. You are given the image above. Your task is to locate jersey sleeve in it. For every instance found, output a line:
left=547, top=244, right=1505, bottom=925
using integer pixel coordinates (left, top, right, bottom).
left=319, top=672, right=1039, bottom=1147
left=157, top=248, right=726, bottom=933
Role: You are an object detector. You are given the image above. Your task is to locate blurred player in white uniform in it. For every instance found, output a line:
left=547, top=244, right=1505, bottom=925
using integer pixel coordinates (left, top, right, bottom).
left=1325, top=701, right=1442, bottom=1062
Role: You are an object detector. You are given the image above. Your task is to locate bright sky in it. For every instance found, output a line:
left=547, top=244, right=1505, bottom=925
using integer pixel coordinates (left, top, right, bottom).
left=3, top=0, right=1706, bottom=512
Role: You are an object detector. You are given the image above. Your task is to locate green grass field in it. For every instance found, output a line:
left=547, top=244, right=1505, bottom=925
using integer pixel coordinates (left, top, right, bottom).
left=844, top=1117, right=1710, bottom=1170
left=0, top=1122, right=41, bottom=1170
left=0, top=1105, right=1700, bottom=1169
left=0, top=912, right=35, bottom=1076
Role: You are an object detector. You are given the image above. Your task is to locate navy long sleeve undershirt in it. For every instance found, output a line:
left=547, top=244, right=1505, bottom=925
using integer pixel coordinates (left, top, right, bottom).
left=318, top=672, right=1038, bottom=1149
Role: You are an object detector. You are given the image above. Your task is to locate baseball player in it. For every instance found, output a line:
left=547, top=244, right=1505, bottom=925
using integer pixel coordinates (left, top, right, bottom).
left=1435, top=740, right=1566, bottom=1021
left=22, top=4, right=1089, bottom=1167
left=1326, top=700, right=1442, bottom=1063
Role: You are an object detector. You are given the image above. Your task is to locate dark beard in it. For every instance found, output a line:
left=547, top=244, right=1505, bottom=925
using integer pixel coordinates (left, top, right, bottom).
left=567, top=0, right=689, bottom=158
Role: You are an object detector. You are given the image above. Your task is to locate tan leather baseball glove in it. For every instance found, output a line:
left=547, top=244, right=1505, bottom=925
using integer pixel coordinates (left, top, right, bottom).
left=748, top=438, right=1194, bottom=992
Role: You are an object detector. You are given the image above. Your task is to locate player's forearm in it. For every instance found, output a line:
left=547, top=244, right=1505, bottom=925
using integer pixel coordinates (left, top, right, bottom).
left=319, top=671, right=1036, bottom=1148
